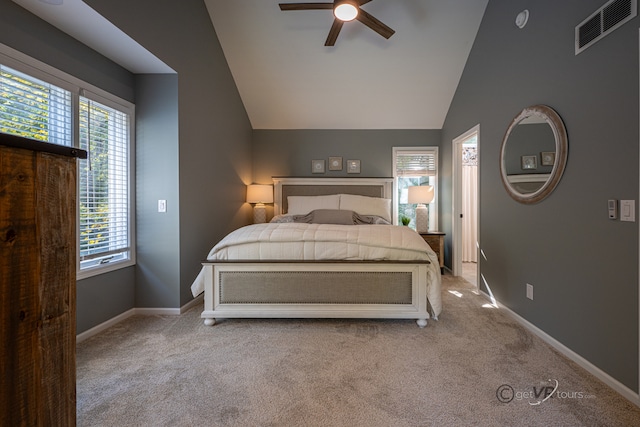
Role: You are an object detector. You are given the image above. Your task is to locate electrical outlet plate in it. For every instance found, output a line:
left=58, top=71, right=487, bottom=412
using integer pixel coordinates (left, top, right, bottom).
left=620, top=200, right=635, bottom=222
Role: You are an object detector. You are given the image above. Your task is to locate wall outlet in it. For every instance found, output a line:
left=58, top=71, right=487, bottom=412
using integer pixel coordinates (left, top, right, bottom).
left=526, top=283, right=534, bottom=300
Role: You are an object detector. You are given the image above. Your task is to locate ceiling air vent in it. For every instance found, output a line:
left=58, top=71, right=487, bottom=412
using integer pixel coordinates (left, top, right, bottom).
left=575, top=0, right=637, bottom=54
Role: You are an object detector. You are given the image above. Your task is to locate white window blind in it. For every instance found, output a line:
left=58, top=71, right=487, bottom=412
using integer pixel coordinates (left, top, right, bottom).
left=78, top=97, right=130, bottom=266
left=395, top=150, right=437, bottom=177
left=0, top=64, right=72, bottom=145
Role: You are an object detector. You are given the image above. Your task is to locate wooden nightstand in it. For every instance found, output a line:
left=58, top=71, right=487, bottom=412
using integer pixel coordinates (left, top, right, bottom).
left=419, top=231, right=445, bottom=273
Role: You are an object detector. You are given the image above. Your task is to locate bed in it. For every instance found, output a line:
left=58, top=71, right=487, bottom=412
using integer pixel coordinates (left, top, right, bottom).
left=190, top=177, right=441, bottom=327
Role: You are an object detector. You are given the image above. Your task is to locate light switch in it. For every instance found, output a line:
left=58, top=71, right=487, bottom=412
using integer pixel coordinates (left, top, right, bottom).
left=158, top=199, right=167, bottom=213
left=620, top=200, right=635, bottom=222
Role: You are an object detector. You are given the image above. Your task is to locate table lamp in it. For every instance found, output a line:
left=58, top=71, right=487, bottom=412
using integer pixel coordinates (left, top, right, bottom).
left=246, top=184, right=273, bottom=224
left=408, top=185, right=434, bottom=233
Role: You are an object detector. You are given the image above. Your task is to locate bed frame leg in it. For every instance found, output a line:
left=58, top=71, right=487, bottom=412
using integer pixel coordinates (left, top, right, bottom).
left=204, top=318, right=216, bottom=326
left=416, top=319, right=428, bottom=328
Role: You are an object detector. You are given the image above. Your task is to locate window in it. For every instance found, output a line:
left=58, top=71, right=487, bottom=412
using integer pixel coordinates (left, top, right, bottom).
left=392, top=147, right=439, bottom=230
left=0, top=50, right=135, bottom=278
left=78, top=97, right=131, bottom=272
left=0, top=65, right=72, bottom=144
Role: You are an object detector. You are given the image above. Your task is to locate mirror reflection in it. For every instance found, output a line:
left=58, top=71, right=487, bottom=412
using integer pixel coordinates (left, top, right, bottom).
left=504, top=116, right=556, bottom=194
left=500, top=105, right=568, bottom=204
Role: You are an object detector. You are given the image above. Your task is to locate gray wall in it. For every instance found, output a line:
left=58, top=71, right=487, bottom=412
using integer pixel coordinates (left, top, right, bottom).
left=135, top=74, right=180, bottom=308
left=441, top=0, right=638, bottom=391
left=0, top=1, right=138, bottom=334
left=253, top=129, right=442, bottom=222
left=85, top=0, right=254, bottom=308
left=253, top=129, right=441, bottom=176
left=0, top=3, right=134, bottom=103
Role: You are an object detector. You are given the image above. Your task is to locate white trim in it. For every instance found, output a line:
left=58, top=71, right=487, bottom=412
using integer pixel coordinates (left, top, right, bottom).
left=76, top=308, right=135, bottom=344
left=479, top=290, right=640, bottom=408
left=392, top=146, right=439, bottom=228
left=75, top=294, right=204, bottom=343
left=134, top=307, right=182, bottom=316
left=76, top=258, right=136, bottom=281
left=75, top=92, right=136, bottom=280
left=452, top=140, right=460, bottom=276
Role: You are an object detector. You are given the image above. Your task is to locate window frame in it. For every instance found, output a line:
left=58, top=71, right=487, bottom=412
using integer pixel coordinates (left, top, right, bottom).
left=392, top=146, right=439, bottom=230
left=0, top=43, right=136, bottom=280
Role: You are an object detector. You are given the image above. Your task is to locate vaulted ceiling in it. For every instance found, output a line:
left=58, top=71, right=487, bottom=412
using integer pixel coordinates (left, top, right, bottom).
left=13, top=0, right=489, bottom=130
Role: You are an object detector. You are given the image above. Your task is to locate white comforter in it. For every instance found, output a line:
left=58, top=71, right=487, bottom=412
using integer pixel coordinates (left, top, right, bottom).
left=190, top=222, right=441, bottom=316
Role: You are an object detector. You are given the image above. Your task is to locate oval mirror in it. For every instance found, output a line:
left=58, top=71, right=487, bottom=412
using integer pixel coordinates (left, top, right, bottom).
left=500, top=105, right=568, bottom=204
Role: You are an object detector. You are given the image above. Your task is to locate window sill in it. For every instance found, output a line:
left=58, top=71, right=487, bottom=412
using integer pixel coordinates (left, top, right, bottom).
left=76, top=258, right=135, bottom=281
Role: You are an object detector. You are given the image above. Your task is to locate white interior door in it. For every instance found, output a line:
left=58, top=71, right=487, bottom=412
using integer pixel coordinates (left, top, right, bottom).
left=452, top=125, right=479, bottom=286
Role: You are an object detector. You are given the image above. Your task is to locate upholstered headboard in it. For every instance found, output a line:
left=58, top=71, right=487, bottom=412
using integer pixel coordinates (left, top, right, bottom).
left=272, top=177, right=393, bottom=216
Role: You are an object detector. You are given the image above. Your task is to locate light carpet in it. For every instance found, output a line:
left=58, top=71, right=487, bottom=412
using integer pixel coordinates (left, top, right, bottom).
left=77, top=275, right=640, bottom=426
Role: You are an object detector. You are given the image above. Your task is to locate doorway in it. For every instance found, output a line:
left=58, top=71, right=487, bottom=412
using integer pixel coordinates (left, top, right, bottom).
left=452, top=125, right=479, bottom=287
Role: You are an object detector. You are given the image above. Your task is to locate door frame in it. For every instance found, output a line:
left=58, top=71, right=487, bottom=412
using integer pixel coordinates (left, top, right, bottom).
left=452, top=124, right=480, bottom=284
left=637, top=28, right=640, bottom=406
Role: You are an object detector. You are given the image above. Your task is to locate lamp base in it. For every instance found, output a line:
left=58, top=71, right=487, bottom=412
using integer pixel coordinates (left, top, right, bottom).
left=415, top=204, right=428, bottom=233
left=253, top=203, right=267, bottom=224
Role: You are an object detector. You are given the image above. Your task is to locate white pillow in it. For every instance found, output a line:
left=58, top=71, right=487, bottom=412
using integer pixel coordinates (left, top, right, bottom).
left=339, top=194, right=392, bottom=222
left=287, top=195, right=340, bottom=215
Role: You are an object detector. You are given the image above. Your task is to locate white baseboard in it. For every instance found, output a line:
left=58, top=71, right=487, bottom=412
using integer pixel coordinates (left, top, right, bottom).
left=479, top=290, right=640, bottom=408
left=76, top=294, right=204, bottom=343
left=76, top=308, right=136, bottom=343
left=133, top=307, right=181, bottom=316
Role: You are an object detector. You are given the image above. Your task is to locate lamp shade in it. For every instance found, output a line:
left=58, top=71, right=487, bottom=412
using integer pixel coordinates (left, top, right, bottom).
left=246, top=184, right=273, bottom=204
left=407, top=185, right=434, bottom=204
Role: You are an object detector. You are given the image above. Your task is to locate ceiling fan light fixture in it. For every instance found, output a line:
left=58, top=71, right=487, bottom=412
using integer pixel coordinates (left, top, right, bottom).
left=334, top=2, right=358, bottom=22
left=279, top=1, right=394, bottom=45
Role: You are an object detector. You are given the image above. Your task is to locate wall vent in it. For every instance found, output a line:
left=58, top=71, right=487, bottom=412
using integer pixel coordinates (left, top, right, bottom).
left=575, top=0, right=637, bottom=54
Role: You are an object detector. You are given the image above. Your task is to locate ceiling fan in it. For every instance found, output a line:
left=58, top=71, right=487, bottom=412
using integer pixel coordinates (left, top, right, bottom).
left=279, top=0, right=395, bottom=46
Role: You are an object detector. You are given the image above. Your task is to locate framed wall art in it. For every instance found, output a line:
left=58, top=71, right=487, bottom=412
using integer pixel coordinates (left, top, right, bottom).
left=521, top=155, right=537, bottom=170
left=329, top=156, right=343, bottom=171
left=540, top=151, right=555, bottom=166
left=347, top=159, right=361, bottom=174
left=311, top=159, right=325, bottom=174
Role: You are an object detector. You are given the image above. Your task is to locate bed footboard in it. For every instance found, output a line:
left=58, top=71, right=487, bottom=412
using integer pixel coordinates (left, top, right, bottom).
left=200, top=261, right=431, bottom=327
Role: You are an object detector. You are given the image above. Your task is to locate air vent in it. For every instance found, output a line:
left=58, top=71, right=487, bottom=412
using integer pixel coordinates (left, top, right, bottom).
left=575, top=0, right=637, bottom=54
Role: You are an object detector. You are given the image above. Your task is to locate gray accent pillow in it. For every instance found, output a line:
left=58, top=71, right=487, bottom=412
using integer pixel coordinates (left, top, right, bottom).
left=292, top=209, right=389, bottom=225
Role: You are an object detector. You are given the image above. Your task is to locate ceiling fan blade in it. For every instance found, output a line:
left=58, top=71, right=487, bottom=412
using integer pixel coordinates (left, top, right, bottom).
left=356, top=8, right=395, bottom=39
left=325, top=18, right=344, bottom=46
left=358, top=0, right=373, bottom=5
left=279, top=3, right=334, bottom=11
